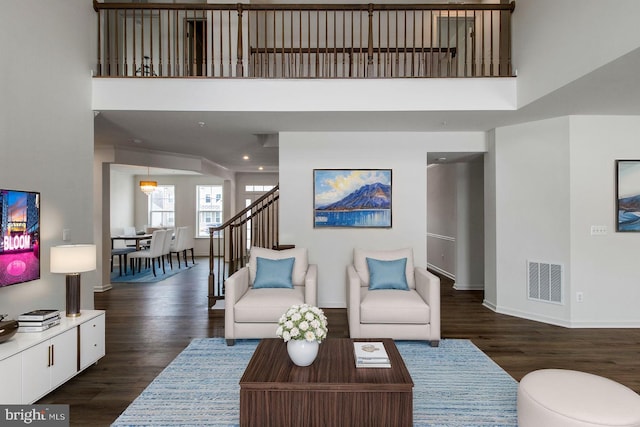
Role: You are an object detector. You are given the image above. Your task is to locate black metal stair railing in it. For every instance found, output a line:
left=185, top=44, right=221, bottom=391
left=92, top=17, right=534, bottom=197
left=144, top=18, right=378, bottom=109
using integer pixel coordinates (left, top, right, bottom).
left=208, top=185, right=279, bottom=308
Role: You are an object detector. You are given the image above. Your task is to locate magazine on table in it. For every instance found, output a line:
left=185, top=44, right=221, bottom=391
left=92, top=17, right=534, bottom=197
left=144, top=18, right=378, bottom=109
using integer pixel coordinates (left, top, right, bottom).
left=353, top=341, right=391, bottom=368
left=17, top=309, right=60, bottom=322
left=18, top=318, right=61, bottom=333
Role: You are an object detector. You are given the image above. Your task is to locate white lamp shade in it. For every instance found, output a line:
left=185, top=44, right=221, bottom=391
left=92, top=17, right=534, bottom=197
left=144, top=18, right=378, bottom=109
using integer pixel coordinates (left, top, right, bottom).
left=50, top=244, right=97, bottom=273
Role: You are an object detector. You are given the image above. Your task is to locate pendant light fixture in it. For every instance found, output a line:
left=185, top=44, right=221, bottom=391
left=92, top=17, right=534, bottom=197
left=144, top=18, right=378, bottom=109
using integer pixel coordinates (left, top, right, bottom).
left=140, top=167, right=157, bottom=195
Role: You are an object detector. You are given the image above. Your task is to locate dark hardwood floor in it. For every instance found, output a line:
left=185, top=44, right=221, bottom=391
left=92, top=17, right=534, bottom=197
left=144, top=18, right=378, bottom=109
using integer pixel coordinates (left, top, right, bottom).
left=39, top=258, right=640, bottom=426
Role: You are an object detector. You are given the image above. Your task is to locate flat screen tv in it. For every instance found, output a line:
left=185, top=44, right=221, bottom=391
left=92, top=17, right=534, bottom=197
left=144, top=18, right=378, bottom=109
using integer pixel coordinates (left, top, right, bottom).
left=0, top=189, right=40, bottom=287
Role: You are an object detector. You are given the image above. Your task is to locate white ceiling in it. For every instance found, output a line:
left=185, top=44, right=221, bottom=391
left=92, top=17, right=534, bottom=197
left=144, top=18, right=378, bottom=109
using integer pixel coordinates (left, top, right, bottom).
left=110, top=164, right=201, bottom=176
left=95, top=47, right=640, bottom=174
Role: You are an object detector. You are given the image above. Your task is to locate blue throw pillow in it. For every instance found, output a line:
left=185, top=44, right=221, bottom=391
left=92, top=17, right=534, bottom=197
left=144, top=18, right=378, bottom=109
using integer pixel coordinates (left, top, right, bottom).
left=366, top=257, right=409, bottom=291
left=252, top=257, right=295, bottom=289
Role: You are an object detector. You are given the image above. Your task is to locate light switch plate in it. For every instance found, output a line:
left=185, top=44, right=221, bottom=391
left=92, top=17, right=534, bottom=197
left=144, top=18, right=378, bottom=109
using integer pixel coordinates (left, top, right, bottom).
left=590, top=225, right=607, bottom=235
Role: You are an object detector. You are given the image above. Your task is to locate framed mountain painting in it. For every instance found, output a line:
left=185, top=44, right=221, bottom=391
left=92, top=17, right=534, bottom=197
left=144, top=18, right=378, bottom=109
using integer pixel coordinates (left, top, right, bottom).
left=616, top=160, right=640, bottom=232
left=313, top=169, right=392, bottom=228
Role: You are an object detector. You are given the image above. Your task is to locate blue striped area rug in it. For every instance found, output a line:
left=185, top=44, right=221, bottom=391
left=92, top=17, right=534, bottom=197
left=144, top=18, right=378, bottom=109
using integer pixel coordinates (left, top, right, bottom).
left=112, top=339, right=517, bottom=427
left=110, top=263, right=196, bottom=283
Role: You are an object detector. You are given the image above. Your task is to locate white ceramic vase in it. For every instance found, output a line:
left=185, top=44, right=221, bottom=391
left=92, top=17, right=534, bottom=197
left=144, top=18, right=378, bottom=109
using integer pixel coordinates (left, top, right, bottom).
left=287, top=339, right=319, bottom=367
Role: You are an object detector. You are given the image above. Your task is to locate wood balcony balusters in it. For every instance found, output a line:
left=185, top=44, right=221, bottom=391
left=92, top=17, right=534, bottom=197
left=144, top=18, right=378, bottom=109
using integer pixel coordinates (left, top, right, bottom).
left=94, top=1, right=515, bottom=78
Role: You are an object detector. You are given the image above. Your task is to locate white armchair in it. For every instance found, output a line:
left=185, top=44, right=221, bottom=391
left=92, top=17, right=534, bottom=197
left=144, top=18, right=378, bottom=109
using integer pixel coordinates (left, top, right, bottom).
left=347, top=248, right=440, bottom=346
left=225, top=246, right=317, bottom=345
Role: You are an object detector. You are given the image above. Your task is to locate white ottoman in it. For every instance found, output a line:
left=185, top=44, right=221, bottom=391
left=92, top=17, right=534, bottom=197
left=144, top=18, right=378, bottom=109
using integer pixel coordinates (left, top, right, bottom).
left=518, top=369, right=640, bottom=427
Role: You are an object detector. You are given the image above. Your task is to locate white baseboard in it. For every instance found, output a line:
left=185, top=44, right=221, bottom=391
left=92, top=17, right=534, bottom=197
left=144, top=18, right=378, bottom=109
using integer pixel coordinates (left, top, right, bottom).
left=567, top=319, right=640, bottom=328
left=426, top=263, right=455, bottom=280
left=482, top=299, right=497, bottom=312
left=319, top=301, right=347, bottom=309
left=211, top=299, right=225, bottom=310
left=453, top=282, right=484, bottom=291
left=484, top=301, right=640, bottom=328
left=494, top=305, right=571, bottom=328
left=483, top=300, right=569, bottom=327
left=93, top=283, right=112, bottom=293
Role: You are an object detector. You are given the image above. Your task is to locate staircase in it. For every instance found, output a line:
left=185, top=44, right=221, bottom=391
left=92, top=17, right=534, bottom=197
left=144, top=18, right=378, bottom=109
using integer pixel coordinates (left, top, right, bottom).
left=208, top=185, right=279, bottom=309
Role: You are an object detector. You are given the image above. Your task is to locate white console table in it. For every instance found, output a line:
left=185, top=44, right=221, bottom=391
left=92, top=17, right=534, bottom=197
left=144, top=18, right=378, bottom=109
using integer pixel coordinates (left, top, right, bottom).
left=0, top=310, right=105, bottom=404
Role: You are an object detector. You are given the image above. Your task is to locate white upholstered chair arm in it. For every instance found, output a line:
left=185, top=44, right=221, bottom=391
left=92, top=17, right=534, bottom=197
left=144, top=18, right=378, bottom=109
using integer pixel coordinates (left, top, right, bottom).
left=304, top=264, right=318, bottom=306
left=224, top=266, right=250, bottom=339
left=415, top=267, right=441, bottom=340
left=225, top=266, right=250, bottom=304
left=346, top=265, right=362, bottom=337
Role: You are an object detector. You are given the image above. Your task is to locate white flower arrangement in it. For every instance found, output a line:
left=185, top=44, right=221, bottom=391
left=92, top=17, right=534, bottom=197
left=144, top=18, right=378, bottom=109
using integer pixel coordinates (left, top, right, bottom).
left=276, top=304, right=328, bottom=343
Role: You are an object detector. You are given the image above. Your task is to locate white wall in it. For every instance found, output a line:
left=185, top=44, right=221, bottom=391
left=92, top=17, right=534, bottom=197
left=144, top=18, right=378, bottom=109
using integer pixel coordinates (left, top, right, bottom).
left=93, top=77, right=516, bottom=113
left=235, top=172, right=279, bottom=211
left=490, top=115, right=640, bottom=327
left=0, top=1, right=96, bottom=317
left=569, top=116, right=640, bottom=326
left=455, top=160, right=484, bottom=290
left=110, top=169, right=136, bottom=234
left=279, top=131, right=486, bottom=308
left=490, top=117, right=572, bottom=325
left=427, top=164, right=457, bottom=278
left=513, top=0, right=640, bottom=107
left=483, top=131, right=498, bottom=307
left=95, top=147, right=115, bottom=292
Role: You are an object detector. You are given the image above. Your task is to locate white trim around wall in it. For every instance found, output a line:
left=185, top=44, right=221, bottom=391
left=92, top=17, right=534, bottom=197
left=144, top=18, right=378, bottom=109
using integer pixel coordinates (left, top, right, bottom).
left=94, top=283, right=112, bottom=293
left=428, top=263, right=483, bottom=290
left=427, top=263, right=455, bottom=280
left=485, top=301, right=571, bottom=327
left=453, top=282, right=484, bottom=291
left=427, top=232, right=455, bottom=242
left=427, top=232, right=456, bottom=281
left=484, top=302, right=640, bottom=328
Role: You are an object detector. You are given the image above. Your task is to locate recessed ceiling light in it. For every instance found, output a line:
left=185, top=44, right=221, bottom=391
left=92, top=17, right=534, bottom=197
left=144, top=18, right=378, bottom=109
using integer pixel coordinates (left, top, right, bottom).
left=243, top=155, right=250, bottom=160
left=258, top=166, right=264, bottom=171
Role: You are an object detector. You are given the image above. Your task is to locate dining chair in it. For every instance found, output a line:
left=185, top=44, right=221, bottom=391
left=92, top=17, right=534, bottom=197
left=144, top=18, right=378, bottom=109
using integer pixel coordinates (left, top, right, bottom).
left=160, top=229, right=174, bottom=272
left=128, top=229, right=167, bottom=277
left=181, top=227, right=196, bottom=266
left=169, top=227, right=187, bottom=268
left=123, top=226, right=138, bottom=248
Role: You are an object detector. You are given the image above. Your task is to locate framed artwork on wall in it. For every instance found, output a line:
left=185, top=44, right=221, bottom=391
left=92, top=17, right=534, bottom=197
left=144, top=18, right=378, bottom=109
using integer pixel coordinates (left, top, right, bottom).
left=313, top=169, right=392, bottom=228
left=616, top=160, right=640, bottom=232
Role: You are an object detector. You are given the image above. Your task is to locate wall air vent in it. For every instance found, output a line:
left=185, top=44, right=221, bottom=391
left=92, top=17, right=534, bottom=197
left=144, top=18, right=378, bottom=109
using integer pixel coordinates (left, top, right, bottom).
left=527, top=261, right=563, bottom=304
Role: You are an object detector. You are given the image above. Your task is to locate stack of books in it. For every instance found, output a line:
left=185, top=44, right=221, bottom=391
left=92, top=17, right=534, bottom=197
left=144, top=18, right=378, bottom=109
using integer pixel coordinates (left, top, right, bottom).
left=353, top=341, right=391, bottom=368
left=17, top=309, right=61, bottom=333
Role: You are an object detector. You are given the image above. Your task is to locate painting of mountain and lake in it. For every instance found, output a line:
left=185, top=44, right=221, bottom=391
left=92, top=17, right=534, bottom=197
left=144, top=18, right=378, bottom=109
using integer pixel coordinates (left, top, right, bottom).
left=617, top=160, right=640, bottom=232
left=314, top=169, right=391, bottom=228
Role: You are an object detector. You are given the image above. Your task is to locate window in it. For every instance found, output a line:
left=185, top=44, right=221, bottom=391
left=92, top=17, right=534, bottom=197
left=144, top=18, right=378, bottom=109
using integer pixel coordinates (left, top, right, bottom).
left=245, top=185, right=275, bottom=192
left=197, top=185, right=223, bottom=237
left=148, top=185, right=175, bottom=227
left=242, top=183, right=275, bottom=249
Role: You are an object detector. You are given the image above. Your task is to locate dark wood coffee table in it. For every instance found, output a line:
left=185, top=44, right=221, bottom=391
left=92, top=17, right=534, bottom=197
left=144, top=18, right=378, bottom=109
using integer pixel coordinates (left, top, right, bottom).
left=239, top=338, right=413, bottom=427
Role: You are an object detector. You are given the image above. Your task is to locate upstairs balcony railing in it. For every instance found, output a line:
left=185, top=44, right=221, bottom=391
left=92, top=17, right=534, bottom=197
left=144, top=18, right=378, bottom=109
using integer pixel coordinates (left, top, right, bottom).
left=94, top=1, right=515, bottom=78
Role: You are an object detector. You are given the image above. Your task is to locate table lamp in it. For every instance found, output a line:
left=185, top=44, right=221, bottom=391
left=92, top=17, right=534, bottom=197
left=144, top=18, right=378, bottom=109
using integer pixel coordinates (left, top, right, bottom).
left=50, top=244, right=96, bottom=317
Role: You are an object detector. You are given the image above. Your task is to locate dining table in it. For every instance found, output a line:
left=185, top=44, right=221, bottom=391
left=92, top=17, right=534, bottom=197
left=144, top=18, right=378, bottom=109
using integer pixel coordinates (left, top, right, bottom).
left=110, top=234, right=153, bottom=251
